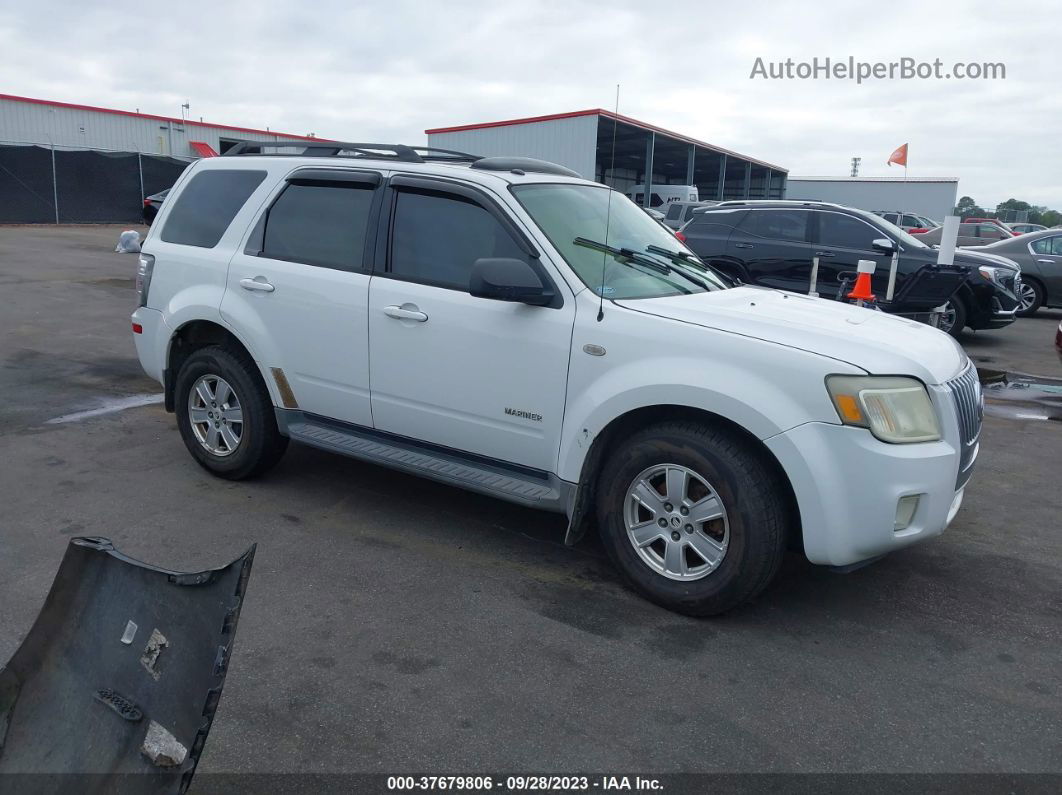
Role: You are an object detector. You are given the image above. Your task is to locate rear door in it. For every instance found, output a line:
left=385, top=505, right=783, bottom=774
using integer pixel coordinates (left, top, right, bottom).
left=222, top=168, right=382, bottom=427
left=1030, top=235, right=1062, bottom=297
left=726, top=208, right=814, bottom=291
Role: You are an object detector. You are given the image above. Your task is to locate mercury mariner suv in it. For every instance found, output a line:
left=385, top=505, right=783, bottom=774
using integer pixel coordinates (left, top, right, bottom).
left=131, top=141, right=982, bottom=615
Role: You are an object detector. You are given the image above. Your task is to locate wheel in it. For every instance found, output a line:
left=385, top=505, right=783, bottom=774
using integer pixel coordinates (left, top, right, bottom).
left=595, top=421, right=789, bottom=616
left=1016, top=279, right=1043, bottom=317
left=938, top=297, right=967, bottom=339
left=175, top=346, right=288, bottom=480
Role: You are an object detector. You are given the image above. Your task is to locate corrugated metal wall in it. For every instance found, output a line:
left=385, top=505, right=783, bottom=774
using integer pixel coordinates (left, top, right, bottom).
left=785, top=179, right=958, bottom=221
left=0, top=97, right=311, bottom=157
left=427, top=115, right=599, bottom=180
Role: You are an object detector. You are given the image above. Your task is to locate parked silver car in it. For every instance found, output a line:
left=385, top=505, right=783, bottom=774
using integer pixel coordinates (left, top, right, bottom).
left=661, top=200, right=719, bottom=230
left=872, top=210, right=939, bottom=232
left=963, top=228, right=1062, bottom=315
left=912, top=222, right=1014, bottom=247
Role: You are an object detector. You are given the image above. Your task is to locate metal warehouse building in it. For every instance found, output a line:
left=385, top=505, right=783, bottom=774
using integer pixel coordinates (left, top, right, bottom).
left=0, top=94, right=324, bottom=224
left=784, top=176, right=959, bottom=222
left=426, top=110, right=787, bottom=206
left=0, top=93, right=320, bottom=157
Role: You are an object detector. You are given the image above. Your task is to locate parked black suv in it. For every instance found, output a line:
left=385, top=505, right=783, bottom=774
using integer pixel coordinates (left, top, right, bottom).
left=679, top=201, right=1021, bottom=337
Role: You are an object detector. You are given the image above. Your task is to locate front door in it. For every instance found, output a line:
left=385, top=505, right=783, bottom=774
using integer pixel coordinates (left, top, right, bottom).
left=222, top=169, right=382, bottom=427
left=811, top=210, right=898, bottom=298
left=367, top=178, right=575, bottom=472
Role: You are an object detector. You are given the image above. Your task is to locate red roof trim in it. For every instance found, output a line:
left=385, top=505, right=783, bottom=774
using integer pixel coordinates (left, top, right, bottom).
left=425, top=109, right=604, bottom=135
left=0, top=93, right=327, bottom=142
left=425, top=108, right=787, bottom=173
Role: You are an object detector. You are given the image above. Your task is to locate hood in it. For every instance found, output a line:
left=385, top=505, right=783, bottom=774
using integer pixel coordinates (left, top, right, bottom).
left=954, top=248, right=1021, bottom=270
left=617, top=287, right=967, bottom=385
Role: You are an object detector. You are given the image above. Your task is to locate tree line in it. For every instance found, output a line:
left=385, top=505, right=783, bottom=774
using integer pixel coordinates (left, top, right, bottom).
left=954, top=196, right=1061, bottom=227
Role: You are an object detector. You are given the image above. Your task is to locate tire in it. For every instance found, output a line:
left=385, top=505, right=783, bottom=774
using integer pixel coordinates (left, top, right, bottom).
left=1016, top=279, right=1044, bottom=317
left=175, top=345, right=288, bottom=480
left=595, top=420, right=790, bottom=616
left=939, top=297, right=967, bottom=339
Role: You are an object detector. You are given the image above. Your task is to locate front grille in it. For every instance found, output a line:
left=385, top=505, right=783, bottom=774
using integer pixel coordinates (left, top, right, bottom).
left=946, top=363, right=982, bottom=488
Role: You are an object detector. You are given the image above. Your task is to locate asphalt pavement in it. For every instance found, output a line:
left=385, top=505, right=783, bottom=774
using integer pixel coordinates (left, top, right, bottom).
left=0, top=225, right=1059, bottom=779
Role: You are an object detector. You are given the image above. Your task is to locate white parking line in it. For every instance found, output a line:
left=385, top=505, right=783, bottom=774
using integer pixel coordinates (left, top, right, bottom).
left=46, top=393, right=164, bottom=424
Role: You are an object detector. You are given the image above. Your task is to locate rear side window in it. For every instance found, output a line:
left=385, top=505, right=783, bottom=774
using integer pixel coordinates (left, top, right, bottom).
left=1032, top=236, right=1062, bottom=255
left=161, top=169, right=266, bottom=248
left=390, top=189, right=526, bottom=291
left=739, top=209, right=809, bottom=242
left=261, top=182, right=375, bottom=270
left=665, top=203, right=683, bottom=221
left=817, top=212, right=876, bottom=249
left=902, top=215, right=922, bottom=227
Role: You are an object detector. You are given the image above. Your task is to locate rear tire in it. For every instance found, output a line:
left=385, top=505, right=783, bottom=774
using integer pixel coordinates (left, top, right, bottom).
left=595, top=421, right=789, bottom=616
left=175, top=346, right=288, bottom=480
left=1016, top=279, right=1044, bottom=317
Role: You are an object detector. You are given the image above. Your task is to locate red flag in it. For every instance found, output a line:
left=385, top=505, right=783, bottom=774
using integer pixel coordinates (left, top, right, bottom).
left=887, top=143, right=908, bottom=167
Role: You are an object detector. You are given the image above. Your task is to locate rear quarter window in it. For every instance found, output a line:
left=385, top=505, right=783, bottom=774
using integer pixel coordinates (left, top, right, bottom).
left=161, top=169, right=267, bottom=248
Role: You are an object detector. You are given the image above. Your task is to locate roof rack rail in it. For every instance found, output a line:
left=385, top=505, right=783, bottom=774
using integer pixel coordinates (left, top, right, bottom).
left=221, top=140, right=481, bottom=164
left=470, top=156, right=581, bottom=178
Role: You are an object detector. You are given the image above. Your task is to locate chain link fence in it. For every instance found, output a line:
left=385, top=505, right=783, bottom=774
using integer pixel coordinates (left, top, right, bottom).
left=0, top=142, right=193, bottom=224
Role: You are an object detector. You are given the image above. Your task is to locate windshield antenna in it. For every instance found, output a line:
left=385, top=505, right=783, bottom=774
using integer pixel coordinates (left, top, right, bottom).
left=597, top=84, right=620, bottom=322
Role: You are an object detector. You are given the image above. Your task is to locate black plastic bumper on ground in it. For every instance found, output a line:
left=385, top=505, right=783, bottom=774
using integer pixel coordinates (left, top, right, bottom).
left=0, top=537, right=255, bottom=794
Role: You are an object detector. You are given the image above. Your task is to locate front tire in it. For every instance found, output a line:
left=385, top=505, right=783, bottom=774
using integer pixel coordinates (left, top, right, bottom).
left=595, top=421, right=790, bottom=616
left=938, top=297, right=967, bottom=339
left=175, top=346, right=288, bottom=480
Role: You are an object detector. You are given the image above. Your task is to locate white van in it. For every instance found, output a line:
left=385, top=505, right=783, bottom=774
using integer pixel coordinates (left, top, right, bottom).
left=627, top=185, right=699, bottom=208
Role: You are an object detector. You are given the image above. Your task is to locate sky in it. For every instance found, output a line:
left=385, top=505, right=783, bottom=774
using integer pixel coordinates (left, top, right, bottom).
left=2, top=0, right=1059, bottom=208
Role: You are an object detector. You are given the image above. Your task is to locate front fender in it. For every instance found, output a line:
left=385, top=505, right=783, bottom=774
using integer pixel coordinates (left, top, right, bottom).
left=556, top=331, right=856, bottom=482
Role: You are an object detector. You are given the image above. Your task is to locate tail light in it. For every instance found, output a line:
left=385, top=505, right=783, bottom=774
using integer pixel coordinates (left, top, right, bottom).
left=675, top=230, right=687, bottom=242
left=908, top=227, right=928, bottom=234
left=136, top=253, right=155, bottom=308
left=143, top=198, right=152, bottom=207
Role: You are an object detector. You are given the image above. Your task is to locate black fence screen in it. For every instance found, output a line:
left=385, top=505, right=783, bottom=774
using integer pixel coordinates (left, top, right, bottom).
left=0, top=144, right=190, bottom=224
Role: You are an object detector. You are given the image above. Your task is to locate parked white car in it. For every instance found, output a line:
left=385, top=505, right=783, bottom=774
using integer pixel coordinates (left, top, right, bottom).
left=627, top=184, right=698, bottom=208
left=132, top=142, right=980, bottom=615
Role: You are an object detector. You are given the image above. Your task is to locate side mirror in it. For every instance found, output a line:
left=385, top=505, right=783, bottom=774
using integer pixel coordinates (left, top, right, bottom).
left=872, top=238, right=896, bottom=254
left=470, top=258, right=554, bottom=306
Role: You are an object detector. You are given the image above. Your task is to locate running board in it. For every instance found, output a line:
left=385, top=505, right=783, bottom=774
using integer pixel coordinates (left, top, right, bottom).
left=277, top=410, right=572, bottom=512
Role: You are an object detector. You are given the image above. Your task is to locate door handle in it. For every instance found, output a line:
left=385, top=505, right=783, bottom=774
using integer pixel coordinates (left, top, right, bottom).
left=814, top=251, right=836, bottom=258
left=240, top=277, right=275, bottom=292
left=384, top=304, right=428, bottom=322
left=1037, top=259, right=1055, bottom=265
left=733, top=242, right=754, bottom=249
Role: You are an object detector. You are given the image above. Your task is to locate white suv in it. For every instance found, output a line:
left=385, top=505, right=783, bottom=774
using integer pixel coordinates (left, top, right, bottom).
left=131, top=141, right=981, bottom=615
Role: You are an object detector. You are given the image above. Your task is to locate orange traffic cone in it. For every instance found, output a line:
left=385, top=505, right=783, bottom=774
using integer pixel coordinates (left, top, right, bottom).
left=847, top=259, right=877, bottom=303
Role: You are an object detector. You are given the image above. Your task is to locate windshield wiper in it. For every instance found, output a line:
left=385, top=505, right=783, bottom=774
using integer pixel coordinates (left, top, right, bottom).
left=645, top=244, right=704, bottom=266
left=573, top=237, right=671, bottom=274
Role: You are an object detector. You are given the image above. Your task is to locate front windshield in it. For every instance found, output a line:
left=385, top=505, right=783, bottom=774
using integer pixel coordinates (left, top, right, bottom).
left=849, top=207, right=930, bottom=249
left=512, top=183, right=728, bottom=299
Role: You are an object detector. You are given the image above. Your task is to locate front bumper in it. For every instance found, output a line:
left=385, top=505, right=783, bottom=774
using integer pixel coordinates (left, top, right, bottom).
left=765, top=373, right=977, bottom=567
left=131, top=307, right=169, bottom=386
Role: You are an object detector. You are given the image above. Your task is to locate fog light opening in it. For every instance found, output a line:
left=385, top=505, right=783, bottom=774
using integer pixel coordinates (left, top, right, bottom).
left=894, top=494, right=921, bottom=532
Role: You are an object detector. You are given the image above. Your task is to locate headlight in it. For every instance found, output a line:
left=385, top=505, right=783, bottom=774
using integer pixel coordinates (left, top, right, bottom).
left=826, top=375, right=941, bottom=443
left=977, top=265, right=1013, bottom=285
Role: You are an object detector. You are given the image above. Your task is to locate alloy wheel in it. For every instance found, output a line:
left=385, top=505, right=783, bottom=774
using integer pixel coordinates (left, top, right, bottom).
left=1018, top=282, right=1038, bottom=312
left=623, top=463, right=730, bottom=581
left=188, top=374, right=243, bottom=457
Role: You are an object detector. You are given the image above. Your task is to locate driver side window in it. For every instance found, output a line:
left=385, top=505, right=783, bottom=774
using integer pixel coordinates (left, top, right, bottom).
left=389, top=189, right=526, bottom=291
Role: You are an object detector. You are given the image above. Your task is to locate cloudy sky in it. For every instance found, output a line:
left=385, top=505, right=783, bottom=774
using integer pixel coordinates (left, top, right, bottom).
left=2, top=0, right=1059, bottom=208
